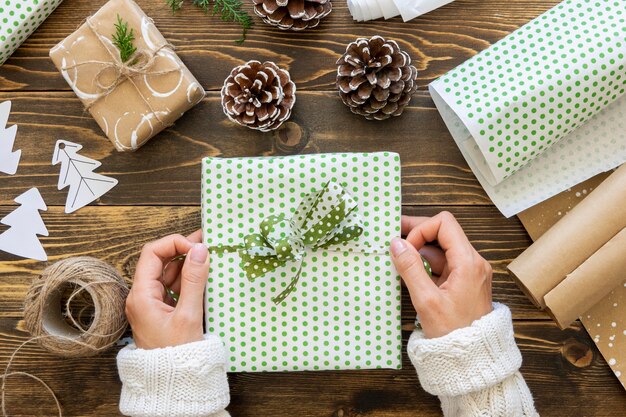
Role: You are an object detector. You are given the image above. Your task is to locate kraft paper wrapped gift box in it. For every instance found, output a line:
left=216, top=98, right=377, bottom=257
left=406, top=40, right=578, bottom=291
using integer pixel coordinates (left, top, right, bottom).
left=49, top=0, right=205, bottom=152
left=202, top=152, right=403, bottom=372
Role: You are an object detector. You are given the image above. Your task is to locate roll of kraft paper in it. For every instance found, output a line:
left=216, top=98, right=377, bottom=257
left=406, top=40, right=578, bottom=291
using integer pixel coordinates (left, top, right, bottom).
left=429, top=0, right=626, bottom=217
left=543, top=228, right=626, bottom=329
left=508, top=164, right=626, bottom=312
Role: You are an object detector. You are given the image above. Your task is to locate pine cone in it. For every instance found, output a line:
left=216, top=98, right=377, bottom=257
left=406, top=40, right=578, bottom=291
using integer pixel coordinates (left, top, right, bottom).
left=336, top=36, right=418, bottom=121
left=252, top=0, right=332, bottom=31
left=221, top=60, right=296, bottom=132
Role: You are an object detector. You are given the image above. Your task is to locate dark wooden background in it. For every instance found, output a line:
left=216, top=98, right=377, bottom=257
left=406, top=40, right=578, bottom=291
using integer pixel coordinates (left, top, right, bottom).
left=1, top=0, right=625, bottom=415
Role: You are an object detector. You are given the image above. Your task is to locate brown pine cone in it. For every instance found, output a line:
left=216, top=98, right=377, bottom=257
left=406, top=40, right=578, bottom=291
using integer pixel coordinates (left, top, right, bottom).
left=252, top=0, right=332, bottom=31
left=336, top=36, right=418, bottom=121
left=221, top=60, right=296, bottom=132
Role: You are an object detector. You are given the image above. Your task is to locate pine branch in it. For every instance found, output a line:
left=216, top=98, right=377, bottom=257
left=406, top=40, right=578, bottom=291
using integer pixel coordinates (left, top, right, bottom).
left=192, top=0, right=211, bottom=12
left=164, top=0, right=253, bottom=43
left=212, top=0, right=253, bottom=44
left=166, top=0, right=185, bottom=13
left=112, top=15, right=137, bottom=63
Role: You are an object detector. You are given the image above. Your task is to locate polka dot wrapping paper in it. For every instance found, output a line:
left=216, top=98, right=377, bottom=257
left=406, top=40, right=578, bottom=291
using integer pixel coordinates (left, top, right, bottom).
left=201, top=152, right=403, bottom=372
left=0, top=0, right=63, bottom=66
left=429, top=0, right=626, bottom=217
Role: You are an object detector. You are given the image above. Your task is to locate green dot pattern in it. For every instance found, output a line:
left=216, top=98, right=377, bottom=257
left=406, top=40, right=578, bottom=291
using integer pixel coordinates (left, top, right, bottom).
left=437, top=0, right=626, bottom=183
left=201, top=152, right=403, bottom=372
left=0, top=0, right=63, bottom=65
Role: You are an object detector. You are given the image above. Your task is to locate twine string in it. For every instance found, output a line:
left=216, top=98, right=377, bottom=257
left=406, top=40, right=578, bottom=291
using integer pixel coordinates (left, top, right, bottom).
left=0, top=257, right=129, bottom=417
left=61, top=16, right=180, bottom=125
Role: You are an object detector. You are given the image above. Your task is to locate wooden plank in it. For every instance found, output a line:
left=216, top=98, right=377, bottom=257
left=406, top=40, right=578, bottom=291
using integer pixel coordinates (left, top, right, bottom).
left=0, top=0, right=561, bottom=91
left=0, top=205, right=537, bottom=319
left=0, top=319, right=624, bottom=416
left=0, top=91, right=493, bottom=206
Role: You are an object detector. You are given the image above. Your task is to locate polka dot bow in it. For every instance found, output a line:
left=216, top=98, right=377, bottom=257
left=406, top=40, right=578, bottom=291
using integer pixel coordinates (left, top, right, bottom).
left=236, top=180, right=368, bottom=304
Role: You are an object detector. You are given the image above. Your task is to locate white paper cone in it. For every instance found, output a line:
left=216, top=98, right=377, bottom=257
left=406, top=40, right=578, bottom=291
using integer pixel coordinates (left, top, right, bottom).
left=392, top=0, right=454, bottom=22
left=364, top=0, right=385, bottom=20
left=377, top=0, right=401, bottom=19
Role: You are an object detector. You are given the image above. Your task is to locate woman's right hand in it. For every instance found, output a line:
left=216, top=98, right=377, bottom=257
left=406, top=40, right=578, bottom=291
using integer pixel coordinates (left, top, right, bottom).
left=125, top=230, right=210, bottom=349
left=390, top=212, right=493, bottom=339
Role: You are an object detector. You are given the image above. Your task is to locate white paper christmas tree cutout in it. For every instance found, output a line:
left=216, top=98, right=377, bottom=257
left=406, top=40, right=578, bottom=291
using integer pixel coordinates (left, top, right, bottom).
left=52, top=140, right=118, bottom=214
left=0, top=188, right=48, bottom=261
left=0, top=101, right=21, bottom=175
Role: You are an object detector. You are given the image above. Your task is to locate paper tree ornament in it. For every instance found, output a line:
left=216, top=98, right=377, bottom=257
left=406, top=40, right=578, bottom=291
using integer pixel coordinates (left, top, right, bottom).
left=52, top=140, right=118, bottom=214
left=0, top=188, right=48, bottom=261
left=0, top=101, right=21, bottom=175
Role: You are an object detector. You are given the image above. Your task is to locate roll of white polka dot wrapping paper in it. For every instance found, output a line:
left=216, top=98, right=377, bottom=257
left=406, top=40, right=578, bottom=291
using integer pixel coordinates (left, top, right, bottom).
left=429, top=0, right=626, bottom=217
left=0, top=0, right=63, bottom=66
left=202, top=152, right=403, bottom=372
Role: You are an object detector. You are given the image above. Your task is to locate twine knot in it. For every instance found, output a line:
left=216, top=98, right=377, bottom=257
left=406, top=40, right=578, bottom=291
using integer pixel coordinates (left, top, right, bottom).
left=61, top=17, right=180, bottom=118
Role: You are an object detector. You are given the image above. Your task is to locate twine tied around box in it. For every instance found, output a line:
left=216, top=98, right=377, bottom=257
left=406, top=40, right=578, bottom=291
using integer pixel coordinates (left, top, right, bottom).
left=61, top=16, right=180, bottom=131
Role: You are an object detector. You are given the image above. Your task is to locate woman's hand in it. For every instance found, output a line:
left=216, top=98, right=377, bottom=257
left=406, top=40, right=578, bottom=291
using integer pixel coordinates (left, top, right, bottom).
left=390, top=212, right=493, bottom=339
left=125, top=230, right=210, bottom=349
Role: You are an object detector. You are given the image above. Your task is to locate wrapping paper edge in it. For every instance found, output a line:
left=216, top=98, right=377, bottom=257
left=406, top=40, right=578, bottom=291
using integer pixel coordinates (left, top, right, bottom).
left=0, top=0, right=63, bottom=66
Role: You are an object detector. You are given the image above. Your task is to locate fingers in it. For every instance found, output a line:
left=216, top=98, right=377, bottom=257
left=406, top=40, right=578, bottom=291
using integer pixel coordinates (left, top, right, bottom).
left=390, top=237, right=439, bottom=310
left=401, top=215, right=429, bottom=236
left=419, top=245, right=446, bottom=276
left=162, top=258, right=184, bottom=293
left=405, top=211, right=475, bottom=264
left=161, top=230, right=203, bottom=295
left=134, top=234, right=195, bottom=287
left=177, top=243, right=211, bottom=315
left=187, top=229, right=203, bottom=243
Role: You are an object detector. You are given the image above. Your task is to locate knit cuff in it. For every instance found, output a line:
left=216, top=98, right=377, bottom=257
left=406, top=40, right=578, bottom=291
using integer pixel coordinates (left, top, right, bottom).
left=117, top=334, right=230, bottom=417
left=407, top=303, right=522, bottom=397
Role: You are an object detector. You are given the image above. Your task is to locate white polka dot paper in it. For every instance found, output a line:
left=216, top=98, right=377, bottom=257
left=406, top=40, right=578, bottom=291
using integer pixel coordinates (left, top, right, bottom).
left=0, top=0, right=63, bottom=66
left=430, top=0, right=626, bottom=217
left=201, top=152, right=403, bottom=372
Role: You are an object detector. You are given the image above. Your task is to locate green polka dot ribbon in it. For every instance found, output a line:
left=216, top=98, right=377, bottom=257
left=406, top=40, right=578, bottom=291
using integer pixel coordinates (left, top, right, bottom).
left=0, top=0, right=64, bottom=65
left=210, top=180, right=390, bottom=304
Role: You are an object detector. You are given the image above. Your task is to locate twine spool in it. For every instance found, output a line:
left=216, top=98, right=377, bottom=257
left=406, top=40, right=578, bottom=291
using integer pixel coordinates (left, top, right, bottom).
left=23, top=257, right=129, bottom=357
left=2, top=257, right=130, bottom=416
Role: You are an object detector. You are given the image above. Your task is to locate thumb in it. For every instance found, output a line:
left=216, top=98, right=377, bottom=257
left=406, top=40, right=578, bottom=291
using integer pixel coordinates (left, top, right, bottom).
left=177, top=243, right=210, bottom=314
left=390, top=237, right=438, bottom=309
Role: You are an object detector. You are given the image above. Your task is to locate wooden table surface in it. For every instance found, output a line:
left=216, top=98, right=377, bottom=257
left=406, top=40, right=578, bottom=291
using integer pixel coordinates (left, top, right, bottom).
left=1, top=0, right=625, bottom=415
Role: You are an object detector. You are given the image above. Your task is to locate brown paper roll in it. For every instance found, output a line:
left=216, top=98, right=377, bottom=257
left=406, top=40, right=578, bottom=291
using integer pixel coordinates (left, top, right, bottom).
left=544, top=227, right=626, bottom=328
left=508, top=164, right=626, bottom=308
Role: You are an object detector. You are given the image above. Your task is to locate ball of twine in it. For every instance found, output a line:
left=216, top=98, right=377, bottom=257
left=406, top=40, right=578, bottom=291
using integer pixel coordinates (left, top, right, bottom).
left=23, top=257, right=129, bottom=357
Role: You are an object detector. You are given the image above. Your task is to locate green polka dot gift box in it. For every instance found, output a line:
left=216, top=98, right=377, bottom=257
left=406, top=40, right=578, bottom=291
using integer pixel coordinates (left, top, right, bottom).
left=0, top=0, right=63, bottom=65
left=202, top=152, right=403, bottom=372
left=429, top=0, right=626, bottom=217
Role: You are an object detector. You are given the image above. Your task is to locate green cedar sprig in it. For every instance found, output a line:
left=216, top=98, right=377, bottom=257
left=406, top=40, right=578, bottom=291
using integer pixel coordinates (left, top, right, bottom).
left=112, top=15, right=137, bottom=63
left=166, top=0, right=184, bottom=12
left=211, top=0, right=253, bottom=44
left=165, top=0, right=252, bottom=44
left=192, top=0, right=211, bottom=12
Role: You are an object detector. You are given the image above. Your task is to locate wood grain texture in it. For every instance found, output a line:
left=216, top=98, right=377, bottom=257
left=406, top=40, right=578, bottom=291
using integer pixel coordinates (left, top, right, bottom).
left=0, top=0, right=561, bottom=92
left=1, top=318, right=624, bottom=417
left=0, top=205, right=537, bottom=319
left=0, top=92, right=492, bottom=207
left=1, top=0, right=624, bottom=415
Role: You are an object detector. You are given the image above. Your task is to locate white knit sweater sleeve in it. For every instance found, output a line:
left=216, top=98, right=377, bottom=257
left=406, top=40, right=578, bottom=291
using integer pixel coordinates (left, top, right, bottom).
left=116, top=334, right=230, bottom=417
left=407, top=303, right=539, bottom=417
